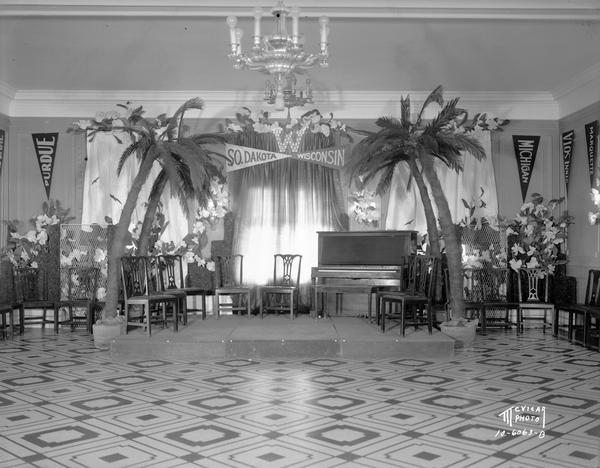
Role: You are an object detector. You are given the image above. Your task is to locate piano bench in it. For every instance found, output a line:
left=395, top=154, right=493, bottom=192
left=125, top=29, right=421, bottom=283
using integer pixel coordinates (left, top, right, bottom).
left=313, top=284, right=379, bottom=317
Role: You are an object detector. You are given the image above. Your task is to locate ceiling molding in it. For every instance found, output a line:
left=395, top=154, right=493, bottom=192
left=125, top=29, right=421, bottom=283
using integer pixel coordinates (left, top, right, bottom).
left=552, top=62, right=600, bottom=119
left=7, top=89, right=558, bottom=121
left=0, top=0, right=598, bottom=20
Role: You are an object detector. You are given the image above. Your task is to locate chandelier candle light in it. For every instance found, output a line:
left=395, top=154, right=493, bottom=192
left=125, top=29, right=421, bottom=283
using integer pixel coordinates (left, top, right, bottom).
left=226, top=1, right=329, bottom=111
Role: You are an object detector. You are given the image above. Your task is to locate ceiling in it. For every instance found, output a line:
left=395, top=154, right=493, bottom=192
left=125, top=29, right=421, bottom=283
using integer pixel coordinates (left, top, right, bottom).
left=1, top=0, right=600, bottom=120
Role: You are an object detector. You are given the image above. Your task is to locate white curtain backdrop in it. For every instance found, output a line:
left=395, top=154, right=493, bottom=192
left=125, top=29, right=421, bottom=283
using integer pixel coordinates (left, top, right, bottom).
left=385, top=131, right=498, bottom=233
left=81, top=132, right=188, bottom=244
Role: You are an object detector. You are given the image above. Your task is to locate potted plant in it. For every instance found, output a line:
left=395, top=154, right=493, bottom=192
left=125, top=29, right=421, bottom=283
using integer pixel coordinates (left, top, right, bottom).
left=69, top=98, right=226, bottom=347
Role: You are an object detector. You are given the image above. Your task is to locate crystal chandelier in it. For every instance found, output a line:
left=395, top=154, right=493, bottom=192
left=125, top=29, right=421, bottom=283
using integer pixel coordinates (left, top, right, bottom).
left=226, top=1, right=329, bottom=111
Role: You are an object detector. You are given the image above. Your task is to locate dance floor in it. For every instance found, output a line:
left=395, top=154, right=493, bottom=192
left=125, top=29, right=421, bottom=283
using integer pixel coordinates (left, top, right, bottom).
left=0, top=326, right=598, bottom=467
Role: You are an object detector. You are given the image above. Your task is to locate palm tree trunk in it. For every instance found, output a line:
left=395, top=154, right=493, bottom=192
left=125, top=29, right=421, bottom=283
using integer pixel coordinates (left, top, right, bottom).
left=101, top=152, right=156, bottom=322
left=420, top=152, right=465, bottom=320
left=408, top=157, right=440, bottom=256
left=138, top=170, right=167, bottom=256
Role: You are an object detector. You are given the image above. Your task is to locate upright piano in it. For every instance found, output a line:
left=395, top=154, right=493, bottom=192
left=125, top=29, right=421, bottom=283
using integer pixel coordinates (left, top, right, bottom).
left=311, top=230, right=417, bottom=317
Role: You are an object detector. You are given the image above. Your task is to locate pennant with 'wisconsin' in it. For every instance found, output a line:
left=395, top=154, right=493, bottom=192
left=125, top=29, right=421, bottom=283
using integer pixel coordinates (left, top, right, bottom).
left=225, top=143, right=346, bottom=172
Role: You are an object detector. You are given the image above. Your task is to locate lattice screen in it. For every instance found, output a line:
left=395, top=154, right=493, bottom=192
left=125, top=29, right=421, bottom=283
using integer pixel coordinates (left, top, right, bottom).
left=59, top=224, right=109, bottom=328
left=461, top=225, right=507, bottom=269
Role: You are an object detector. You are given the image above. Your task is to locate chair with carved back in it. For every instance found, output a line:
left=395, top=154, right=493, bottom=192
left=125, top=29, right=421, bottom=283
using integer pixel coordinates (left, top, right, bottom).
left=54, top=266, right=100, bottom=333
left=554, top=269, right=600, bottom=346
left=516, top=267, right=554, bottom=333
left=442, top=266, right=519, bottom=335
left=150, top=255, right=188, bottom=328
left=258, top=254, right=302, bottom=319
left=13, top=266, right=55, bottom=331
left=157, top=254, right=211, bottom=322
left=214, top=255, right=250, bottom=316
left=120, top=256, right=179, bottom=335
left=379, top=255, right=439, bottom=335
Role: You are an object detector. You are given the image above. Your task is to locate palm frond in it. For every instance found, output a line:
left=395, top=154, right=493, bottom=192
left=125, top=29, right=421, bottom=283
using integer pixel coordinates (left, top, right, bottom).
left=116, top=140, right=143, bottom=176
left=415, top=85, right=444, bottom=127
left=374, top=116, right=403, bottom=130
left=165, top=97, right=205, bottom=141
left=426, top=97, right=463, bottom=133
left=375, top=160, right=398, bottom=196
left=400, top=95, right=411, bottom=129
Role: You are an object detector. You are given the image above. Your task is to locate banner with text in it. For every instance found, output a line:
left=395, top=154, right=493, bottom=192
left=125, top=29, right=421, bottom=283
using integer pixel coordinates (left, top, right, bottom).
left=0, top=129, right=5, bottom=178
left=512, top=135, right=540, bottom=202
left=225, top=144, right=291, bottom=172
left=561, top=129, right=574, bottom=194
left=32, top=133, right=59, bottom=199
left=585, top=121, right=598, bottom=187
left=225, top=143, right=346, bottom=172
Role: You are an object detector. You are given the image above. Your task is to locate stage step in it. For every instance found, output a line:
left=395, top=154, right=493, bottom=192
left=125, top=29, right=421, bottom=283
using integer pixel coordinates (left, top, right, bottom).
left=110, top=315, right=455, bottom=361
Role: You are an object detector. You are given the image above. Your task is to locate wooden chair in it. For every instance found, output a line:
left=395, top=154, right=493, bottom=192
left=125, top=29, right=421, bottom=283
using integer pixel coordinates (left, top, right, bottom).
left=13, top=266, right=56, bottom=331
left=214, top=255, right=250, bottom=317
left=374, top=254, right=420, bottom=327
left=554, top=269, right=600, bottom=346
left=369, top=255, right=412, bottom=323
left=157, top=254, right=211, bottom=322
left=379, top=256, right=439, bottom=335
left=462, top=268, right=519, bottom=335
left=55, top=266, right=99, bottom=333
left=120, top=256, right=179, bottom=335
left=516, top=268, right=554, bottom=333
left=258, top=254, right=302, bottom=319
left=1, top=303, right=22, bottom=339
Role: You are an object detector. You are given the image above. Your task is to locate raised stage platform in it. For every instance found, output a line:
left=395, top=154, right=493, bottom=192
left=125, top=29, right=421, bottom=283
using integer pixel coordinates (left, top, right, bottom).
left=110, top=315, right=456, bottom=361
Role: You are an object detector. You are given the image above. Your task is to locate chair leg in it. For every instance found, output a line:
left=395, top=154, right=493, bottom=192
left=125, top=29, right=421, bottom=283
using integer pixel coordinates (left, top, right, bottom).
left=54, top=306, right=59, bottom=333
left=87, top=304, right=93, bottom=334
left=201, top=293, right=206, bottom=320
left=19, top=306, right=24, bottom=335
left=400, top=304, right=406, bottom=336
left=69, top=306, right=75, bottom=332
left=290, top=291, right=294, bottom=320
left=481, top=307, right=487, bottom=336
left=259, top=290, right=264, bottom=319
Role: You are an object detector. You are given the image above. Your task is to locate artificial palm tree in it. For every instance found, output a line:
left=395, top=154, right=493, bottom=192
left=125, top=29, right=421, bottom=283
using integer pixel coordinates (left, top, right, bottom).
left=353, top=86, right=492, bottom=320
left=351, top=95, right=441, bottom=257
left=70, top=98, right=225, bottom=324
left=135, top=103, right=225, bottom=255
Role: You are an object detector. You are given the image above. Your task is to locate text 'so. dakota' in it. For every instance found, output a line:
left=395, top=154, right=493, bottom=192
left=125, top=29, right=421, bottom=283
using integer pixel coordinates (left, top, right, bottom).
left=225, top=143, right=346, bottom=172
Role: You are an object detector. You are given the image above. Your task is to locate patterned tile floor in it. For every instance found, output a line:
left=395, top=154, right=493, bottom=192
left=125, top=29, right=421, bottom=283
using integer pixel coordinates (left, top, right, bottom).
left=0, top=327, right=599, bottom=467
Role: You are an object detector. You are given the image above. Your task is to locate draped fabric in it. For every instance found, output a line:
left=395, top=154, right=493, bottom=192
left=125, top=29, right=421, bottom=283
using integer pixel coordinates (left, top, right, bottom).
left=81, top=132, right=188, bottom=244
left=385, top=131, right=498, bottom=233
left=229, top=130, right=346, bottom=303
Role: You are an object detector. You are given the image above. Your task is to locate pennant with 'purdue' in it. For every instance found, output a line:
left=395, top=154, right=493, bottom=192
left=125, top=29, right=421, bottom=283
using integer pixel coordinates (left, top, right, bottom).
left=561, top=130, right=574, bottom=193
left=512, top=135, right=540, bottom=202
left=585, top=121, right=598, bottom=187
left=32, top=133, right=58, bottom=199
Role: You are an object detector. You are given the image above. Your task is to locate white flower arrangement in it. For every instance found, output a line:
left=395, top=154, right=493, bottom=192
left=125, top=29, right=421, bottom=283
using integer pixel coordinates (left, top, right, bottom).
left=349, top=190, right=379, bottom=227
left=5, top=201, right=73, bottom=268
left=225, top=107, right=347, bottom=139
left=152, top=177, right=228, bottom=270
left=506, top=193, right=572, bottom=275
